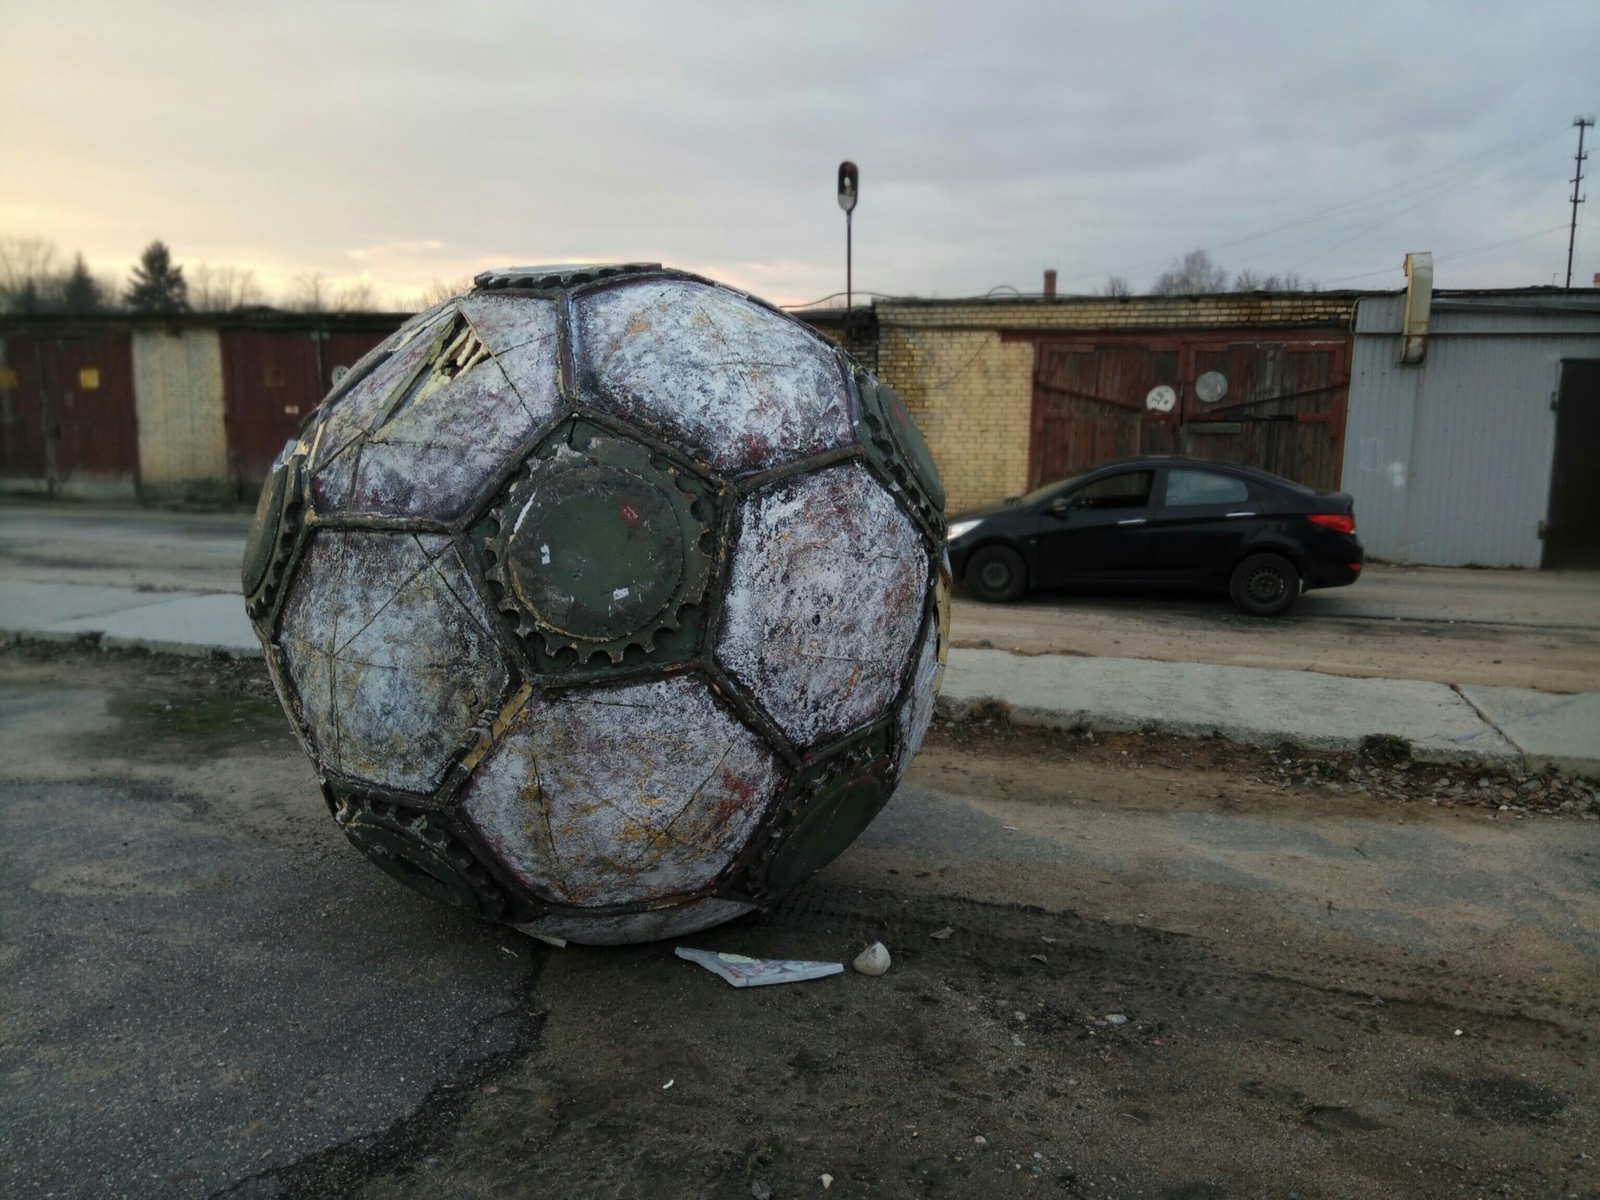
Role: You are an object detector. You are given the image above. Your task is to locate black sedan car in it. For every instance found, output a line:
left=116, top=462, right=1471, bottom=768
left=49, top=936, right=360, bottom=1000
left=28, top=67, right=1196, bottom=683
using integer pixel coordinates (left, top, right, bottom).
left=946, top=456, right=1363, bottom=616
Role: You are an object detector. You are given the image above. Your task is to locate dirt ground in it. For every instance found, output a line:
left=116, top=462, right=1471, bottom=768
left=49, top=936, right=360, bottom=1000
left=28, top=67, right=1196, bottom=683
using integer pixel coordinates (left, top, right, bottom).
left=2, top=644, right=1598, bottom=1199
left=950, top=590, right=1600, bottom=694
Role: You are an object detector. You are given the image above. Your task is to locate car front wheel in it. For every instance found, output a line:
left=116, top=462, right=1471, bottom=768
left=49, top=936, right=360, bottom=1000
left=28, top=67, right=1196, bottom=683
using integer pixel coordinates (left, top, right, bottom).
left=966, top=545, right=1027, bottom=603
left=1229, top=553, right=1299, bottom=617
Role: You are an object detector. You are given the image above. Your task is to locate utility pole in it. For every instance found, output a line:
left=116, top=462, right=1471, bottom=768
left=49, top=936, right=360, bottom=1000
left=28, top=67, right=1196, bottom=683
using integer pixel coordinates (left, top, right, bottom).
left=1566, top=115, right=1593, bottom=288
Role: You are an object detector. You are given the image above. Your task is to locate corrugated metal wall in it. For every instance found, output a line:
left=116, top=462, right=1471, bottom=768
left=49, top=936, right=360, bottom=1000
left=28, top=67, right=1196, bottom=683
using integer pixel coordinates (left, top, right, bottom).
left=1343, top=294, right=1600, bottom=567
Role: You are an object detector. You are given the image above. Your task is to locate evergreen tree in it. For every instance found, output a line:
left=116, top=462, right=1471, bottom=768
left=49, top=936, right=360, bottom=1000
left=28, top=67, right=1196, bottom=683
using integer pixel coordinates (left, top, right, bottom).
left=125, top=241, right=189, bottom=312
left=61, top=254, right=104, bottom=313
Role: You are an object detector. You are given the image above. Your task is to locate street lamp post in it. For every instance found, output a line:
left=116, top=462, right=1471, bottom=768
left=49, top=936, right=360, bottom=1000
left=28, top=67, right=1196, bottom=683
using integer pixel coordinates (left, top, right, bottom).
left=837, top=161, right=858, bottom=309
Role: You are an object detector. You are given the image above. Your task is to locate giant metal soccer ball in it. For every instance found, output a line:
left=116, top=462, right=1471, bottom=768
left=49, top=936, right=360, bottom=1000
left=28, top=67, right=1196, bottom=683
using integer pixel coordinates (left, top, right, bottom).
left=243, top=264, right=948, bottom=945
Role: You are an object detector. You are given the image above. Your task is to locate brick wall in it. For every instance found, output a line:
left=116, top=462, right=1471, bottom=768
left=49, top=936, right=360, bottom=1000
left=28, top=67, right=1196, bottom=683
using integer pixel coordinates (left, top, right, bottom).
left=876, top=293, right=1361, bottom=512
left=131, top=328, right=230, bottom=502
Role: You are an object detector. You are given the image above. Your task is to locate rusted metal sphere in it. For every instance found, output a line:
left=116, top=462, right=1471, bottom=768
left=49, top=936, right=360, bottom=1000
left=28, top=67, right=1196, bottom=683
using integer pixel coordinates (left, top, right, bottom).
left=243, top=264, right=947, bottom=945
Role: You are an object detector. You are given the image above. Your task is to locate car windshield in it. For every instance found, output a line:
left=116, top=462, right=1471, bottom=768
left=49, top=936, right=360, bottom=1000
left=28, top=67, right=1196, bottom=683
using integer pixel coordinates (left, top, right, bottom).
left=1011, top=475, right=1083, bottom=506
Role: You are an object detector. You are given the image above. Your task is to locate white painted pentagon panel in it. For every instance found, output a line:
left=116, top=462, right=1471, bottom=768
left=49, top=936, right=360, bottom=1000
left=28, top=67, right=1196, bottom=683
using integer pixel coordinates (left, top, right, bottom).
left=514, top=898, right=755, bottom=947
left=576, top=280, right=852, bottom=475
left=310, top=305, right=458, bottom=510
left=277, top=531, right=509, bottom=793
left=470, top=298, right=564, bottom=433
left=458, top=293, right=555, bottom=356
left=894, top=617, right=939, bottom=779
left=310, top=302, right=561, bottom=521
left=460, top=675, right=783, bottom=908
left=717, top=462, right=929, bottom=748
left=318, top=357, right=540, bottom=521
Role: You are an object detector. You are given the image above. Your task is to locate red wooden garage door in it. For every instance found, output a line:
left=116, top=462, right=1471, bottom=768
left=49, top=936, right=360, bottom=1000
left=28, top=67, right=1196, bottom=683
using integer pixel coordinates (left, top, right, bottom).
left=0, top=333, right=138, bottom=494
left=1025, top=331, right=1350, bottom=491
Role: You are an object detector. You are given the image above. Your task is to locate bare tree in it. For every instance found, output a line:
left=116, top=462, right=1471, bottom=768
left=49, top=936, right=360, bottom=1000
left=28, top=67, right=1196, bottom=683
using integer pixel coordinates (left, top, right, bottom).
left=1231, top=269, right=1316, bottom=292
left=333, top=276, right=377, bottom=312
left=1151, top=249, right=1228, bottom=296
left=190, top=264, right=263, bottom=312
left=0, top=236, right=62, bottom=312
left=1102, top=274, right=1134, bottom=297
left=289, top=272, right=329, bottom=312
left=421, top=276, right=474, bottom=306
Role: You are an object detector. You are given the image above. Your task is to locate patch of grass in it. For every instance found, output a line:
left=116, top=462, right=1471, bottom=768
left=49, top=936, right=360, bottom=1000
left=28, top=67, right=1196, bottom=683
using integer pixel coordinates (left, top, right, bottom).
left=114, top=694, right=287, bottom=736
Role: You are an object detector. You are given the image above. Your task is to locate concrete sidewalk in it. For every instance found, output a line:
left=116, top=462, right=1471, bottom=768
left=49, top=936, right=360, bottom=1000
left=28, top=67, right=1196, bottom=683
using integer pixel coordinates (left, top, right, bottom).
left=3, top=578, right=1596, bottom=778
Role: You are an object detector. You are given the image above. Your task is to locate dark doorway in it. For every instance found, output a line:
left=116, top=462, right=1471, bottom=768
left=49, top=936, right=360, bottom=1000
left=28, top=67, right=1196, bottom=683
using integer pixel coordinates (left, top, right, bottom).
left=1543, top=359, right=1600, bottom=568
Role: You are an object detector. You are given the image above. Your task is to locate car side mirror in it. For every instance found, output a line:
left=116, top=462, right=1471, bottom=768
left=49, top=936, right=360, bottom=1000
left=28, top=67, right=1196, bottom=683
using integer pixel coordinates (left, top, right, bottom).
left=1048, top=497, right=1072, bottom=517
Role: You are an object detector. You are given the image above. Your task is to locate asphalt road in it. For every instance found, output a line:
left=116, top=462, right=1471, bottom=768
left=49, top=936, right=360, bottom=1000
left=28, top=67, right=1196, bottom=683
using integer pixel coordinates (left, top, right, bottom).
left=4, top=499, right=1598, bottom=691
left=3, top=645, right=1597, bottom=1198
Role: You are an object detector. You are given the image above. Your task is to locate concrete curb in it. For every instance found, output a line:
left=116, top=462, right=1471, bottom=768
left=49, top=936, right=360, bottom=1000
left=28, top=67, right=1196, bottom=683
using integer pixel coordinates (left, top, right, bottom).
left=0, top=582, right=261, bottom=659
left=938, top=648, right=1594, bottom=777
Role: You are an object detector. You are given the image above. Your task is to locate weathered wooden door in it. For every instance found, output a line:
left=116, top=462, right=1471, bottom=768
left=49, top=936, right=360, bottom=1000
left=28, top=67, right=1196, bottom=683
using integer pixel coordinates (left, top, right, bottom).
left=222, top=331, right=323, bottom=494
left=322, top=331, right=390, bottom=392
left=1183, top=339, right=1349, bottom=486
left=0, top=333, right=138, bottom=494
left=1029, top=332, right=1349, bottom=491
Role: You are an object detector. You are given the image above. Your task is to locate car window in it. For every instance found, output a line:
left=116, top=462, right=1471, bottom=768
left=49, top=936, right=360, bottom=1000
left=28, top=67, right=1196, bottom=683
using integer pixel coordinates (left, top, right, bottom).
left=1163, top=469, right=1249, bottom=507
left=1015, top=474, right=1084, bottom=506
left=1072, top=470, right=1153, bottom=510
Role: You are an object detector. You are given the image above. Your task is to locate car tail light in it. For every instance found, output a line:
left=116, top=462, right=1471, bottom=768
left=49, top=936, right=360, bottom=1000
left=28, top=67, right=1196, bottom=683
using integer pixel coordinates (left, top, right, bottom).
left=1308, top=512, right=1356, bottom=534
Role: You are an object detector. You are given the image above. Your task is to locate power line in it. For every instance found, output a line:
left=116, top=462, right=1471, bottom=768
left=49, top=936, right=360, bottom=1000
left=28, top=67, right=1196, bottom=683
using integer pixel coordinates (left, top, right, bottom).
left=1319, top=224, right=1572, bottom=284
left=1059, top=129, right=1568, bottom=285
left=1282, top=158, right=1566, bottom=273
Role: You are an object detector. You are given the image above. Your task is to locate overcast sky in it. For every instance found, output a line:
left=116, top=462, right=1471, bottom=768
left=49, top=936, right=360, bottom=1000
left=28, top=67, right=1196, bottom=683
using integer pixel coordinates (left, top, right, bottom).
left=3, top=0, right=1596, bottom=308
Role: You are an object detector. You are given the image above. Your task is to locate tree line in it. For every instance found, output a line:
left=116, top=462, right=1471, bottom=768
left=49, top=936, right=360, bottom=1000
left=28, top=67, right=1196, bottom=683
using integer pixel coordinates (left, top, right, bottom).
left=1102, top=249, right=1316, bottom=297
left=0, top=237, right=388, bottom=315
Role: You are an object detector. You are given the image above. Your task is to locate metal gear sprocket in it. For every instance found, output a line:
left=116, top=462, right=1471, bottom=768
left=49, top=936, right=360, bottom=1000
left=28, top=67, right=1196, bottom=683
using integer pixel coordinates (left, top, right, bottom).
left=482, top=428, right=716, bottom=668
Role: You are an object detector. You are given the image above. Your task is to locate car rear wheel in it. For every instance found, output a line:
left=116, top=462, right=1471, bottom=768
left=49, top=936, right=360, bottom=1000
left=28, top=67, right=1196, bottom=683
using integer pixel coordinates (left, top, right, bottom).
left=967, top=545, right=1027, bottom=603
left=1229, top=553, right=1299, bottom=617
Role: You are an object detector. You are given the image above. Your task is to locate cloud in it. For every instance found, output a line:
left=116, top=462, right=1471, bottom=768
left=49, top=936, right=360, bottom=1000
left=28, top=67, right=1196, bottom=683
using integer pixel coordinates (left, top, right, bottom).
left=2, top=0, right=1595, bottom=305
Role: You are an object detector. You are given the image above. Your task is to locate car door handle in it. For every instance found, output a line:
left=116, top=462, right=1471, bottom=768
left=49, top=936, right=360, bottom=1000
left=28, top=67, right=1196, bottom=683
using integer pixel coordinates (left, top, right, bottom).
left=1225, top=511, right=1257, bottom=519
left=1116, top=518, right=1147, bottom=526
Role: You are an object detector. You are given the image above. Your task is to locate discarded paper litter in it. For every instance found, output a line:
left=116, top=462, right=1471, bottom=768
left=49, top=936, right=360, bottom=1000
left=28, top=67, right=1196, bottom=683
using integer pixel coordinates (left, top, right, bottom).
left=675, top=947, right=844, bottom=987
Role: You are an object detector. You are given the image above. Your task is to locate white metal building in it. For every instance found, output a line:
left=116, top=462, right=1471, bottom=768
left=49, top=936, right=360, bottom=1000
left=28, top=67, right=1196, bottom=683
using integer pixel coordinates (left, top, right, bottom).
left=1341, top=286, right=1600, bottom=568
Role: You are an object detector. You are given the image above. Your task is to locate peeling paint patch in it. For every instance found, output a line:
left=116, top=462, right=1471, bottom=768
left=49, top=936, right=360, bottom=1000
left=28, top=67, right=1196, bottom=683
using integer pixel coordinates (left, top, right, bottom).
left=716, top=462, right=928, bottom=748
left=460, top=675, right=783, bottom=907
left=277, top=530, right=510, bottom=793
left=576, top=280, right=852, bottom=476
left=514, top=898, right=755, bottom=947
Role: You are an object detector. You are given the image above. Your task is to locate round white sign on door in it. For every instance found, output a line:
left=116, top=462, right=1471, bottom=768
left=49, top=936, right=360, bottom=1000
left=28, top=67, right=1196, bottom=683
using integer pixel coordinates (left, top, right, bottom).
left=1145, top=384, right=1177, bottom=413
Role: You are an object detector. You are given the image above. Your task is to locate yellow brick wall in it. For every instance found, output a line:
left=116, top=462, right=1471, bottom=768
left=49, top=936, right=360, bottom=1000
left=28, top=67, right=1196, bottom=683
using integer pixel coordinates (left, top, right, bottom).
left=132, top=329, right=229, bottom=494
left=876, top=294, right=1358, bottom=512
left=877, top=324, right=1035, bottom=513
